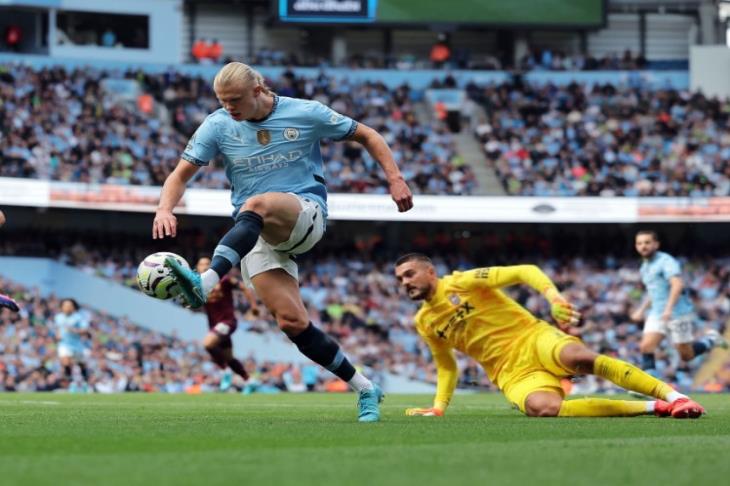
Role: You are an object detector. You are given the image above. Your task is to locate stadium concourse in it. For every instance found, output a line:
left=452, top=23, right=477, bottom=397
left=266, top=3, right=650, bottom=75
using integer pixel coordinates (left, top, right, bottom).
left=1, top=225, right=729, bottom=394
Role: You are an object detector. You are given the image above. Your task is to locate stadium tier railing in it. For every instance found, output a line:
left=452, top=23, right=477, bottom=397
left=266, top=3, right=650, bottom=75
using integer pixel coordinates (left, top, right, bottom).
left=0, top=53, right=689, bottom=90
left=1, top=177, right=729, bottom=223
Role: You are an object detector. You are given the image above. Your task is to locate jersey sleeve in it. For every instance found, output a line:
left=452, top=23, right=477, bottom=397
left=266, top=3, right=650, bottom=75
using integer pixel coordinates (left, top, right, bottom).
left=661, top=256, right=682, bottom=279
left=310, top=101, right=358, bottom=141
left=181, top=117, right=219, bottom=166
left=455, top=266, right=557, bottom=295
left=415, top=315, right=458, bottom=411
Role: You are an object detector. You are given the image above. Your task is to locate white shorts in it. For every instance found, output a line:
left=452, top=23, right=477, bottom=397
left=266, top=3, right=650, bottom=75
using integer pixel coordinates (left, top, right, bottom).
left=240, top=194, right=325, bottom=288
left=644, top=313, right=695, bottom=344
left=58, top=343, right=85, bottom=360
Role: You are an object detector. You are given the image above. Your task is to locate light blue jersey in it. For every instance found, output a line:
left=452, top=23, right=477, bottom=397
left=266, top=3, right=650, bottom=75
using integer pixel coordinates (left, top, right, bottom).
left=54, top=311, right=89, bottom=349
left=640, top=251, right=694, bottom=318
left=181, top=95, right=358, bottom=217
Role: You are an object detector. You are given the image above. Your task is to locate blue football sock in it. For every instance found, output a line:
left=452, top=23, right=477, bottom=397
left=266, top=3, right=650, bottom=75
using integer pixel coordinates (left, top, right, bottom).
left=210, top=210, right=263, bottom=277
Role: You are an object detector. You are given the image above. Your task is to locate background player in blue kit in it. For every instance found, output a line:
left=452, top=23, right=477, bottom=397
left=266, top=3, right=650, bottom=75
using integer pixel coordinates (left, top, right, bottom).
left=631, top=230, right=727, bottom=376
left=54, top=298, right=90, bottom=384
left=152, top=62, right=413, bottom=422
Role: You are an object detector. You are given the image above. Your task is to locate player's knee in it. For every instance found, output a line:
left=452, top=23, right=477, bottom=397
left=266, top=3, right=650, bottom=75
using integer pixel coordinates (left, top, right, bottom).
left=242, top=196, right=270, bottom=219
left=677, top=346, right=695, bottom=361
left=524, top=401, right=561, bottom=417
left=524, top=394, right=562, bottom=417
left=639, top=342, right=655, bottom=354
left=276, top=312, right=308, bottom=335
left=559, top=344, right=597, bottom=373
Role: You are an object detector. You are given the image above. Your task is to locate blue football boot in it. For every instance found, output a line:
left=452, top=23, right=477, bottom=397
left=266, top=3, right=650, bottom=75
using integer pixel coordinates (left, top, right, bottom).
left=164, top=257, right=206, bottom=309
left=357, top=384, right=384, bottom=423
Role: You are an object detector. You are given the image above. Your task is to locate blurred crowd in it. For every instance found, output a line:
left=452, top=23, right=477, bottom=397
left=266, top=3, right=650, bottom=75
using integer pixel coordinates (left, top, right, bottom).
left=469, top=80, right=730, bottom=196
left=519, top=49, right=649, bottom=72
left=2, top=230, right=729, bottom=393
left=0, top=275, right=385, bottom=393
left=0, top=63, right=474, bottom=196
left=243, top=47, right=654, bottom=72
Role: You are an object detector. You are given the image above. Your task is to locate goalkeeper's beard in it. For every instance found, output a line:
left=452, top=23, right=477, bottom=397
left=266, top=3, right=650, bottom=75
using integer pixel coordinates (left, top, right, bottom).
left=407, top=285, right=430, bottom=301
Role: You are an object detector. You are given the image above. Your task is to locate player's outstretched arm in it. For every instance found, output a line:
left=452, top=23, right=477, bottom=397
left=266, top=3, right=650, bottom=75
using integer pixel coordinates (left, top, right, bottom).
left=466, top=265, right=580, bottom=328
left=153, top=159, right=200, bottom=239
left=0, top=209, right=5, bottom=227
left=406, top=337, right=457, bottom=417
left=348, top=123, right=413, bottom=212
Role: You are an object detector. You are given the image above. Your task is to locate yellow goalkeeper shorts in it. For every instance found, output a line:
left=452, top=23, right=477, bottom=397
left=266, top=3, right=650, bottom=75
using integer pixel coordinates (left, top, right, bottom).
left=500, top=323, right=581, bottom=413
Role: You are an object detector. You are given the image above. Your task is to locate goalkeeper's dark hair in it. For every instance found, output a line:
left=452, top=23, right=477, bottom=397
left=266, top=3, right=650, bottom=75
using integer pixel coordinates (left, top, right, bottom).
left=395, top=253, right=433, bottom=267
left=636, top=230, right=659, bottom=242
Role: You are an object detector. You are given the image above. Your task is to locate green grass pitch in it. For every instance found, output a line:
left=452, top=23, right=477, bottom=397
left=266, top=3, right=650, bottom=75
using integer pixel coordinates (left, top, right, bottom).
left=1, top=393, right=729, bottom=486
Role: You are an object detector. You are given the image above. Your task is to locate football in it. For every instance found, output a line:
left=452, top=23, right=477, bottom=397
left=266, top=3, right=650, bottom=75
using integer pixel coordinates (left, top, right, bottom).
left=136, top=252, right=189, bottom=300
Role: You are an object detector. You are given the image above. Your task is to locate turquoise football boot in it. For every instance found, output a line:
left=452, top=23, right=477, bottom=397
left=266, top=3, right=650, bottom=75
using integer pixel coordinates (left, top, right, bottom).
left=219, top=370, right=233, bottom=392
left=357, top=384, right=384, bottom=423
left=164, top=257, right=206, bottom=309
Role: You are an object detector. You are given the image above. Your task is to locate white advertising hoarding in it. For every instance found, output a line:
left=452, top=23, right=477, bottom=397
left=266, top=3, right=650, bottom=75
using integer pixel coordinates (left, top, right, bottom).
left=1, top=178, right=728, bottom=223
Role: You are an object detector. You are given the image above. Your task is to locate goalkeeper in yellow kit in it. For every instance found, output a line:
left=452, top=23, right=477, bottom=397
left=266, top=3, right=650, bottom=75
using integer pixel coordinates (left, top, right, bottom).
left=394, top=254, right=705, bottom=419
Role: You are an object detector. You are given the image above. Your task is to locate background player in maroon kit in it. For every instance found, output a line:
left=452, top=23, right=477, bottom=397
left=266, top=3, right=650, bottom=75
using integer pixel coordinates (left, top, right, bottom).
left=196, top=257, right=259, bottom=390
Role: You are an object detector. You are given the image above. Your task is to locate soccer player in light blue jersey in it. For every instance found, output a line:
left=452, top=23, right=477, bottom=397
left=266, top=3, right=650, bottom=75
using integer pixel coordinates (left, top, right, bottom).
left=54, top=298, right=90, bottom=383
left=153, top=62, right=413, bottom=422
left=631, top=230, right=726, bottom=376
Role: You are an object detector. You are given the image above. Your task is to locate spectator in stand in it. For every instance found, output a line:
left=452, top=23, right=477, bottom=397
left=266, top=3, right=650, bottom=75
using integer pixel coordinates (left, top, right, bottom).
left=430, top=34, right=451, bottom=69
left=101, top=28, right=117, bottom=48
left=191, top=38, right=209, bottom=64
left=207, top=39, right=223, bottom=63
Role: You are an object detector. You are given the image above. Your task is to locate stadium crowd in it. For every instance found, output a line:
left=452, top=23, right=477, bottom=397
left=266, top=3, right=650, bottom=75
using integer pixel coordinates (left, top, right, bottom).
left=469, top=79, right=730, bottom=196
left=0, top=63, right=475, bottom=195
left=2, top=231, right=728, bottom=393
left=0, top=275, right=388, bottom=393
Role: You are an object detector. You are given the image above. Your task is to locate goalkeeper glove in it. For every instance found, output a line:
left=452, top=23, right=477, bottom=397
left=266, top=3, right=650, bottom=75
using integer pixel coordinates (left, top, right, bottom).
left=405, top=407, right=444, bottom=417
left=545, top=289, right=580, bottom=328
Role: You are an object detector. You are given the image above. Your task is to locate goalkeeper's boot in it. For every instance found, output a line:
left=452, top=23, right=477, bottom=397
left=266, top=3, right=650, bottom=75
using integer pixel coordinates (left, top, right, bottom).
left=164, top=257, right=206, bottom=309
left=666, top=398, right=705, bottom=419
left=357, top=384, right=384, bottom=423
left=0, top=293, right=19, bottom=313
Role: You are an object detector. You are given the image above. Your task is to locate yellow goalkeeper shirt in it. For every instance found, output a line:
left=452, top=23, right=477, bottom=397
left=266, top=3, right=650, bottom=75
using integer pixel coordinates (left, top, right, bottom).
left=413, top=265, right=558, bottom=409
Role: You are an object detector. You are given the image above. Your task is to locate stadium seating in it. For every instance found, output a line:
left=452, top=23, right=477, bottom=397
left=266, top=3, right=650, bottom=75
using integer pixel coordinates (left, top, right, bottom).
left=469, top=80, right=730, bottom=196
left=0, top=64, right=475, bottom=195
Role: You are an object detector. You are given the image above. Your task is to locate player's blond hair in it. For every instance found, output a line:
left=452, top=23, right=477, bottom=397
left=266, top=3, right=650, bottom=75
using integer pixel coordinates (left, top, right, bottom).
left=213, top=62, right=271, bottom=94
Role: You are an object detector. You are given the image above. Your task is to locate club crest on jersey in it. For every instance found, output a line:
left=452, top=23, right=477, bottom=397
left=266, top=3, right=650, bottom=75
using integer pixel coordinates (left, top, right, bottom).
left=283, top=128, right=300, bottom=141
left=256, top=130, right=271, bottom=145
left=448, top=293, right=460, bottom=305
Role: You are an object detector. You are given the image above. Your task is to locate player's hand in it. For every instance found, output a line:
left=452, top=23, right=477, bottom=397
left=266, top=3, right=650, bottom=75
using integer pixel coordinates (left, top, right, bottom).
left=153, top=209, right=177, bottom=239
left=405, top=407, right=444, bottom=417
left=660, top=309, right=672, bottom=323
left=0, top=209, right=6, bottom=227
left=388, top=176, right=413, bottom=213
left=550, top=298, right=581, bottom=329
